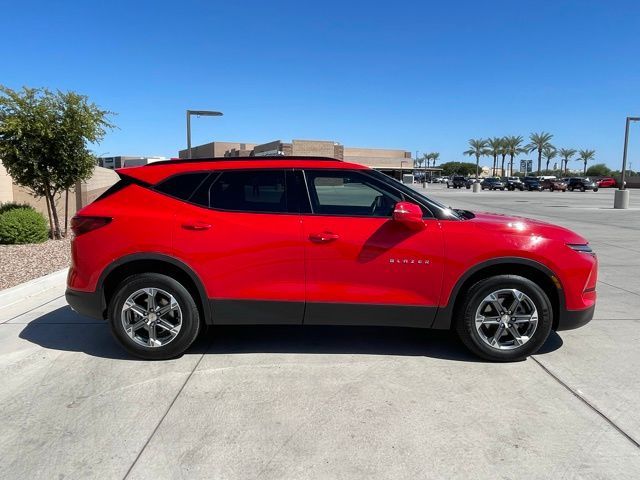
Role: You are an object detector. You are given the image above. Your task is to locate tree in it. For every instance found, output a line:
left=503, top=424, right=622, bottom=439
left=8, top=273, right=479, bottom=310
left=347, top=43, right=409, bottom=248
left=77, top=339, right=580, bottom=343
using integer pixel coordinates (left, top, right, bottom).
left=463, top=138, right=488, bottom=179
left=542, top=146, right=557, bottom=172
left=504, top=135, right=525, bottom=177
left=558, top=148, right=577, bottom=175
left=526, top=132, right=554, bottom=175
left=577, top=149, right=596, bottom=175
left=419, top=153, right=430, bottom=179
left=0, top=86, right=114, bottom=238
left=499, top=137, right=509, bottom=177
left=428, top=152, right=440, bottom=167
left=440, top=161, right=477, bottom=176
left=586, top=163, right=611, bottom=177
left=487, top=137, right=503, bottom=176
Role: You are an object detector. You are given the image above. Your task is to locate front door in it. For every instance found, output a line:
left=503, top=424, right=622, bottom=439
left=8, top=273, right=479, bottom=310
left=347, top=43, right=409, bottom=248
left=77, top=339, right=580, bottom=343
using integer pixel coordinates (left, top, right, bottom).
left=172, top=169, right=305, bottom=324
left=301, top=169, right=444, bottom=327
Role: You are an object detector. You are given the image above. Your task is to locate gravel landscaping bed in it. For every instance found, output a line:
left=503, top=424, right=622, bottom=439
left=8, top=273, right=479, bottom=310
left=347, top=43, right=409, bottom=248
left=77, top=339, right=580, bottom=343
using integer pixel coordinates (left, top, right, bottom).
left=0, top=237, right=71, bottom=290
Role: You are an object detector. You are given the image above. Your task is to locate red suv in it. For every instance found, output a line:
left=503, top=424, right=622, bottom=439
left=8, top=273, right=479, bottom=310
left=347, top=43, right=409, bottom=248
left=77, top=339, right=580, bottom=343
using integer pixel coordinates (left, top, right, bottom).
left=66, top=157, right=597, bottom=361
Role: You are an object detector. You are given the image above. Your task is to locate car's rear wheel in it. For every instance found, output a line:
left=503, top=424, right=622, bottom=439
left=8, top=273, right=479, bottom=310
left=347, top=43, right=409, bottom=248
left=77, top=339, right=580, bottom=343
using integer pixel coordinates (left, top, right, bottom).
left=455, top=275, right=552, bottom=362
left=108, top=273, right=201, bottom=360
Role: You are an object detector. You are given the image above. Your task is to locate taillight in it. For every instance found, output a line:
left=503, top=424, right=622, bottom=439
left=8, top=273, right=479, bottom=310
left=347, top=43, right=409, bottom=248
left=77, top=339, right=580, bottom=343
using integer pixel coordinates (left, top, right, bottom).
left=71, top=216, right=112, bottom=236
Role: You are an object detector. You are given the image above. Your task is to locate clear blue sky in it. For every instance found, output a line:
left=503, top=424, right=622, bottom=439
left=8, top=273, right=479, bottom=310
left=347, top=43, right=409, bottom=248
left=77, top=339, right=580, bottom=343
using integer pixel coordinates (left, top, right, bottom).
left=3, top=0, right=640, bottom=169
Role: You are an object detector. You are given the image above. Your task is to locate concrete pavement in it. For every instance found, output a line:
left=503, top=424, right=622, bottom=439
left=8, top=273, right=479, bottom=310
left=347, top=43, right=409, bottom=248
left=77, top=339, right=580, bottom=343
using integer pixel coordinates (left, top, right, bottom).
left=1, top=185, right=639, bottom=479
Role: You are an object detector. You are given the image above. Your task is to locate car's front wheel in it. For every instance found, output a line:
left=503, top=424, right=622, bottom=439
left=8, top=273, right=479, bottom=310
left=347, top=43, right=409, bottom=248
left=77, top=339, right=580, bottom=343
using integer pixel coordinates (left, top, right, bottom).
left=455, top=275, right=552, bottom=362
left=108, top=273, right=201, bottom=360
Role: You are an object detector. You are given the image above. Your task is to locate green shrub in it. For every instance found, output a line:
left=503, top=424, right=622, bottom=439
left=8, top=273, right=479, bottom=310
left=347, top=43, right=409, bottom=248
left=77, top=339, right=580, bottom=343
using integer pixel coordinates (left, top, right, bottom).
left=0, top=207, right=49, bottom=244
left=0, top=201, right=34, bottom=215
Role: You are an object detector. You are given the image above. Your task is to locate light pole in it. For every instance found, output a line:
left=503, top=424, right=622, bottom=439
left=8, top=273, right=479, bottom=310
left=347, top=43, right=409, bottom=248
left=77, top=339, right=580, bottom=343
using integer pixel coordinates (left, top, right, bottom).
left=614, top=116, right=639, bottom=209
left=186, top=110, right=223, bottom=159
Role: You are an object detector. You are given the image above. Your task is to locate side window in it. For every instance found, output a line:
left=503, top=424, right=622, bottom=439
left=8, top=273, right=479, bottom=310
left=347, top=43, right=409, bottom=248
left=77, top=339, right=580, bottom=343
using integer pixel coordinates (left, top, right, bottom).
left=155, top=172, right=210, bottom=201
left=305, top=170, right=403, bottom=217
left=206, top=170, right=288, bottom=213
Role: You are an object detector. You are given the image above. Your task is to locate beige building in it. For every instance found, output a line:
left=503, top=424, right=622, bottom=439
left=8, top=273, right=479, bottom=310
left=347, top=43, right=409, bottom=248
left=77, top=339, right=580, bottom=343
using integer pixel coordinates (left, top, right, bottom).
left=179, top=141, right=258, bottom=159
left=178, top=139, right=413, bottom=178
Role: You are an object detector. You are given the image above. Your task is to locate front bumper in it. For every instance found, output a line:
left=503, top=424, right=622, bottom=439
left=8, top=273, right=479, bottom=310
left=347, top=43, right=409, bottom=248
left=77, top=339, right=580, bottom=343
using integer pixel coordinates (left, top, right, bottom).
left=556, top=304, right=595, bottom=331
left=65, top=288, right=104, bottom=320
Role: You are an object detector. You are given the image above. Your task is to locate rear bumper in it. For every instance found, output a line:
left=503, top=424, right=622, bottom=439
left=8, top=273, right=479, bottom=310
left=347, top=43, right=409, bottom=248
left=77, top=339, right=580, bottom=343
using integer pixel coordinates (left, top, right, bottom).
left=556, top=304, right=595, bottom=331
left=65, top=288, right=104, bottom=320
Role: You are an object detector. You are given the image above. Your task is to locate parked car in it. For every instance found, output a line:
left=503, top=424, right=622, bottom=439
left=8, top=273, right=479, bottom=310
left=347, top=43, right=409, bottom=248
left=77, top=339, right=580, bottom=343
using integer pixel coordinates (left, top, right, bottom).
left=447, top=175, right=466, bottom=188
left=480, top=177, right=505, bottom=190
left=567, top=177, right=599, bottom=192
left=522, top=177, right=543, bottom=191
left=540, top=178, right=567, bottom=191
left=505, top=177, right=525, bottom=191
left=597, top=177, right=616, bottom=188
left=66, top=156, right=597, bottom=362
left=465, top=178, right=481, bottom=189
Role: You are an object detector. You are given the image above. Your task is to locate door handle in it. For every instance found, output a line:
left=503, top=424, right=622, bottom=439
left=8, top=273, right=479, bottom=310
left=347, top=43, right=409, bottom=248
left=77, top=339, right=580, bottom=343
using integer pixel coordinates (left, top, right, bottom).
left=309, top=232, right=339, bottom=243
left=181, top=222, right=212, bottom=231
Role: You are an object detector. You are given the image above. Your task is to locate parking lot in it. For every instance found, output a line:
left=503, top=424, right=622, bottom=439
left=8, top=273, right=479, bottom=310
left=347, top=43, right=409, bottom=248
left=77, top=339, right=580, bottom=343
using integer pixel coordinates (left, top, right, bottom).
left=1, top=185, right=639, bottom=479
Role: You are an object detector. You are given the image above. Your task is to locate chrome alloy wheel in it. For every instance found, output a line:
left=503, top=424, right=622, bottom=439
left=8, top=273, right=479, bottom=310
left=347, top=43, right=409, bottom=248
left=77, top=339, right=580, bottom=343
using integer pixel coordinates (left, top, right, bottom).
left=474, top=289, right=538, bottom=350
left=121, top=288, right=182, bottom=347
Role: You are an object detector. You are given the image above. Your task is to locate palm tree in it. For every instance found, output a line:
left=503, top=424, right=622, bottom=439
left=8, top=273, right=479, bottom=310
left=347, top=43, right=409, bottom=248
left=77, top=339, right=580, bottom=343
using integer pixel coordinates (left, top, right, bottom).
left=578, top=149, right=596, bottom=175
left=499, top=137, right=509, bottom=177
left=543, top=147, right=557, bottom=173
left=464, top=138, right=488, bottom=179
left=429, top=152, right=440, bottom=168
left=526, top=132, right=554, bottom=175
left=487, top=137, right=503, bottom=176
left=558, top=148, right=577, bottom=175
left=505, top=135, right=525, bottom=176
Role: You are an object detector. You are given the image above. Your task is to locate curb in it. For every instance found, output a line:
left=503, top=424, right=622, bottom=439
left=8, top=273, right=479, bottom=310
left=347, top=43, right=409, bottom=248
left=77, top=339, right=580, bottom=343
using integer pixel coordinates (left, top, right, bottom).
left=0, top=268, right=69, bottom=310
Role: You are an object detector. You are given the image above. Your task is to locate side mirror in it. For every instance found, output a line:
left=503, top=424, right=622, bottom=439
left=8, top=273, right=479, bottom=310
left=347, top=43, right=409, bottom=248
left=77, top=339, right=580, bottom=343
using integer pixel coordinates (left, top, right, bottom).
left=392, top=202, right=424, bottom=229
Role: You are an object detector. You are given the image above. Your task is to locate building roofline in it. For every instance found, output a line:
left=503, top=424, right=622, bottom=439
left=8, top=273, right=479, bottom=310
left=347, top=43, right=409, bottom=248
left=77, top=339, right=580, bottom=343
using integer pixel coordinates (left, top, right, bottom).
left=145, top=156, right=343, bottom=167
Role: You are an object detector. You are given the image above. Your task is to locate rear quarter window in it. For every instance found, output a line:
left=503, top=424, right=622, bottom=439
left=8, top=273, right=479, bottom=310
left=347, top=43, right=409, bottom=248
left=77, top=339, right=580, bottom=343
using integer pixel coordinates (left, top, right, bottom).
left=154, top=172, right=210, bottom=201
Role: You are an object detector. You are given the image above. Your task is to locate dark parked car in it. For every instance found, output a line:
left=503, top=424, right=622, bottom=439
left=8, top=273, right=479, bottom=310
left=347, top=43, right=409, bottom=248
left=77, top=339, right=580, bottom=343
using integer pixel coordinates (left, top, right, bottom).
left=522, top=177, right=543, bottom=191
left=446, top=175, right=466, bottom=188
left=540, top=179, right=567, bottom=191
left=480, top=178, right=505, bottom=190
left=505, top=177, right=525, bottom=191
left=567, top=178, right=599, bottom=192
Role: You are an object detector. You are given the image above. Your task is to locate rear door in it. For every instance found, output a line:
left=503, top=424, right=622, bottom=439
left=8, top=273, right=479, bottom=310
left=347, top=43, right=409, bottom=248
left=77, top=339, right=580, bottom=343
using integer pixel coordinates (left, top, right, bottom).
left=300, top=169, right=445, bottom=327
left=169, top=168, right=306, bottom=324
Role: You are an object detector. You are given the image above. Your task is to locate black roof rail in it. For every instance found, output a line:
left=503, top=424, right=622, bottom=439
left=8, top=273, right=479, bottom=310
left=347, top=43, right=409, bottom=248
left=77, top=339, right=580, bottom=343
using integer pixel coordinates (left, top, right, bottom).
left=144, top=155, right=343, bottom=167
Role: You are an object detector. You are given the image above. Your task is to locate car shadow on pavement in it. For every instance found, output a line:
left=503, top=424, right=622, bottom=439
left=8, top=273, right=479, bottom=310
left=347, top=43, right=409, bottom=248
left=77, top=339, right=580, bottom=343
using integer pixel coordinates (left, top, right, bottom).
left=18, top=305, right=564, bottom=362
left=207, top=325, right=563, bottom=362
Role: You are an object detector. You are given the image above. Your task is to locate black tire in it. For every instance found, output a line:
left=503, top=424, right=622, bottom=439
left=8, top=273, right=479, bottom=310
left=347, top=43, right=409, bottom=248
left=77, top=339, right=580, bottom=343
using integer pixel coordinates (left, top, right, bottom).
left=568, top=186, right=573, bottom=191
left=594, top=188, right=599, bottom=192
left=108, top=273, right=201, bottom=360
left=455, top=275, right=553, bottom=362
